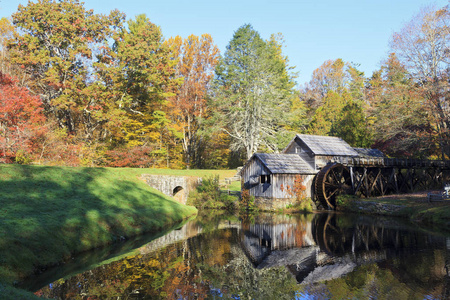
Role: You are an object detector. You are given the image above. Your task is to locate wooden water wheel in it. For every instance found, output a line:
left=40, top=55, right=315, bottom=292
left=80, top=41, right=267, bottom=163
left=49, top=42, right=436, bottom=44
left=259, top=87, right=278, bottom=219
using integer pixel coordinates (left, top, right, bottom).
left=315, top=163, right=352, bottom=209
left=313, top=213, right=343, bottom=255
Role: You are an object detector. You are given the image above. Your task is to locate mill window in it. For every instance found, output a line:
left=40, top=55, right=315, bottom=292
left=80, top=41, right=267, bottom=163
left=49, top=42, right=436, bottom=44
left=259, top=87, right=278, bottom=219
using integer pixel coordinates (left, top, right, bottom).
left=260, top=175, right=271, bottom=184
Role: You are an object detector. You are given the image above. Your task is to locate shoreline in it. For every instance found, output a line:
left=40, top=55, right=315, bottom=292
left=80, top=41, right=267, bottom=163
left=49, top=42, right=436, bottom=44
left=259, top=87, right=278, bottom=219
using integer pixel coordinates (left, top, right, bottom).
left=2, top=213, right=198, bottom=300
left=0, top=164, right=198, bottom=299
left=335, top=191, right=450, bottom=234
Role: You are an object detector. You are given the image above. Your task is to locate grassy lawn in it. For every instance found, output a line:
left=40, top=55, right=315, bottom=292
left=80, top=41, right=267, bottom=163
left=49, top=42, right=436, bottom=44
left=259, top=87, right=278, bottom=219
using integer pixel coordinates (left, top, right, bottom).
left=130, top=167, right=238, bottom=180
left=0, top=164, right=243, bottom=298
left=227, top=180, right=242, bottom=192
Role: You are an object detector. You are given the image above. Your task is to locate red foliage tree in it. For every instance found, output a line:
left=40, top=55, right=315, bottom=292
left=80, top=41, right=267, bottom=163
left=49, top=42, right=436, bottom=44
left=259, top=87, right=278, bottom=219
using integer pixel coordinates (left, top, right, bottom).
left=0, top=72, right=46, bottom=162
left=103, top=146, right=157, bottom=168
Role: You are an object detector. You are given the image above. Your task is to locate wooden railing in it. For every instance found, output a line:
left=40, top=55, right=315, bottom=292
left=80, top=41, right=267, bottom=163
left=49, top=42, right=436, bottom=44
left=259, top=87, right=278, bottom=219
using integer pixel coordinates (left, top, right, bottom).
left=329, top=156, right=450, bottom=168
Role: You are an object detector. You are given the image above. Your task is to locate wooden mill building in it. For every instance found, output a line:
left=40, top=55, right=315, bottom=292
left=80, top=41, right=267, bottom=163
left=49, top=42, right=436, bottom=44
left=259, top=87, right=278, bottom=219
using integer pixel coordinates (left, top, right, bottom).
left=240, top=134, right=450, bottom=210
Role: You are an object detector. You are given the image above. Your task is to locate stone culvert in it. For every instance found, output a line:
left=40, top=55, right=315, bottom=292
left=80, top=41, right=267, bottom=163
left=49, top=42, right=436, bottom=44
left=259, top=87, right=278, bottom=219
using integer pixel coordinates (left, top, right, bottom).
left=141, top=174, right=202, bottom=205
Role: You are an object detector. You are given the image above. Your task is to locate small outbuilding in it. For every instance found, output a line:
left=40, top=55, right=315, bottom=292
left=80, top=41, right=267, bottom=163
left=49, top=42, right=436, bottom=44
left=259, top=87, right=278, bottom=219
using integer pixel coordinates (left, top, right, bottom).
left=240, top=153, right=316, bottom=210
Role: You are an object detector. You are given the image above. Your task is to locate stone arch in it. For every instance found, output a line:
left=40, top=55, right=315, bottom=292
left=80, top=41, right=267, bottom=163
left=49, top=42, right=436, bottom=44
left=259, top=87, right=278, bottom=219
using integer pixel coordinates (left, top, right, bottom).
left=173, top=186, right=184, bottom=203
left=141, top=174, right=201, bottom=205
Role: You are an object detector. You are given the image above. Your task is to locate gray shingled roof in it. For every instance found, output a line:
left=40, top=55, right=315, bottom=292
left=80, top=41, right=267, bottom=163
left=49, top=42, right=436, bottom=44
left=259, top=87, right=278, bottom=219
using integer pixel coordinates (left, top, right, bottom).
left=353, top=148, right=385, bottom=158
left=296, top=134, right=359, bottom=156
left=254, top=153, right=315, bottom=174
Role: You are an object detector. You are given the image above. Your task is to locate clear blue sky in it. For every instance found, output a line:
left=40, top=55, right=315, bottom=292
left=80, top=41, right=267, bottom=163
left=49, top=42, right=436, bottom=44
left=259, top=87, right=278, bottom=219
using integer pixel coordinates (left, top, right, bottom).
left=1, top=0, right=449, bottom=85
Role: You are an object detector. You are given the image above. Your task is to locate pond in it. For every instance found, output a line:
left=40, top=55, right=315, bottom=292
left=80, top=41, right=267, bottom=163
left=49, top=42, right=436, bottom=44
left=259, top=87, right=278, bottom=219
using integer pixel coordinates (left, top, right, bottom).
left=22, top=211, right=450, bottom=299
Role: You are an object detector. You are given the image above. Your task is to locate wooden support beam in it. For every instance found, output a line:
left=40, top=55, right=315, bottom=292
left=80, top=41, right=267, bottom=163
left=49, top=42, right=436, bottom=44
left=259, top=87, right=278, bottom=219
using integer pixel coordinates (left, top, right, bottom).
left=364, top=168, right=369, bottom=197
left=378, top=171, right=386, bottom=196
left=368, top=168, right=382, bottom=196
left=394, top=168, right=399, bottom=194
left=385, top=168, right=396, bottom=194
left=354, top=168, right=367, bottom=196
left=398, top=169, right=408, bottom=192
left=350, top=167, right=355, bottom=191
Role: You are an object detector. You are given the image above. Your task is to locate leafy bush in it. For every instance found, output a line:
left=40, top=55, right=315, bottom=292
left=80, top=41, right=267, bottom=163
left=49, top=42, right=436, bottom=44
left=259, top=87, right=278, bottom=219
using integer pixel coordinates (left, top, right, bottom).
left=240, top=189, right=255, bottom=211
left=336, top=194, right=356, bottom=209
left=187, top=175, right=237, bottom=211
left=14, top=149, right=32, bottom=165
left=284, top=199, right=313, bottom=213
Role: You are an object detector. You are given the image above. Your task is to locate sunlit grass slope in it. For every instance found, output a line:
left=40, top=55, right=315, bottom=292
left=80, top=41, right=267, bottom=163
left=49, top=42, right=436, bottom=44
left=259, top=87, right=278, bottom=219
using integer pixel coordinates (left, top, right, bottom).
left=0, top=164, right=200, bottom=287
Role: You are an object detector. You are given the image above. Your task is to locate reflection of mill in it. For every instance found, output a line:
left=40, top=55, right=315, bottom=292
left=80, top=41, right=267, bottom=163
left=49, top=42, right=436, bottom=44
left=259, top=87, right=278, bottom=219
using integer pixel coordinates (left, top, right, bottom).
left=134, top=213, right=449, bottom=298
left=240, top=213, right=450, bottom=287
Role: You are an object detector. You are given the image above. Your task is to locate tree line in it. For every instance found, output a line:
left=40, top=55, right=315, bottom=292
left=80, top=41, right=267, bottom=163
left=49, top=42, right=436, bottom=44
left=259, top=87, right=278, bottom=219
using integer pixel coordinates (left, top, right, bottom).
left=0, top=0, right=449, bottom=168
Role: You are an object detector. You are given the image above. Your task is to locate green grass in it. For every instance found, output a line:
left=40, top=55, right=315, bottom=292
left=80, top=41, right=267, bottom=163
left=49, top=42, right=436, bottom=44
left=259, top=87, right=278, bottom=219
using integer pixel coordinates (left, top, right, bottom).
left=0, top=164, right=223, bottom=295
left=129, top=168, right=238, bottom=180
left=227, top=180, right=242, bottom=192
left=1, top=282, right=41, bottom=300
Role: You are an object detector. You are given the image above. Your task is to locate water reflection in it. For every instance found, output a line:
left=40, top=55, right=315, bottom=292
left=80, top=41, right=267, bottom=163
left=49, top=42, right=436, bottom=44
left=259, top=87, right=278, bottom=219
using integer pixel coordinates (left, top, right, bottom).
left=28, top=212, right=450, bottom=299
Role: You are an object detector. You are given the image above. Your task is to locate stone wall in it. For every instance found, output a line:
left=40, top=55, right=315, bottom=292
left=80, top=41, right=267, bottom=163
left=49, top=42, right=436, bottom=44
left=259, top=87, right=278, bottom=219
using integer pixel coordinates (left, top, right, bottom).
left=254, top=197, right=297, bottom=211
left=140, top=174, right=201, bottom=205
left=253, top=196, right=316, bottom=211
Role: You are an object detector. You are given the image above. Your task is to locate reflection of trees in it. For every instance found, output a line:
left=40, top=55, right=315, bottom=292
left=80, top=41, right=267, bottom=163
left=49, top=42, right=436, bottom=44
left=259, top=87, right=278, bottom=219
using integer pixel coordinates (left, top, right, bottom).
left=200, top=243, right=298, bottom=299
left=301, top=256, right=450, bottom=300
left=35, top=224, right=299, bottom=299
left=32, top=212, right=450, bottom=300
left=312, top=213, right=446, bottom=256
left=302, top=213, right=450, bottom=299
left=35, top=229, right=236, bottom=299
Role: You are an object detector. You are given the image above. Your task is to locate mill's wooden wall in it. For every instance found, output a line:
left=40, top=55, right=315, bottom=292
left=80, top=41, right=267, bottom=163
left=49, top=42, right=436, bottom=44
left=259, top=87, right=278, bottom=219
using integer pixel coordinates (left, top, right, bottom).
left=241, top=156, right=316, bottom=201
left=272, top=174, right=313, bottom=199
left=241, top=157, right=273, bottom=198
left=284, top=137, right=316, bottom=170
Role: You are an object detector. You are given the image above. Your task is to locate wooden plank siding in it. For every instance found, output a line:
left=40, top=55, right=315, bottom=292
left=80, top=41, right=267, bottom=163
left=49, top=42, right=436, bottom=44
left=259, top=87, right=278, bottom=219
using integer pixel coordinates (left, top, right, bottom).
left=241, top=156, right=274, bottom=198
left=273, top=174, right=295, bottom=199
left=246, top=222, right=314, bottom=250
left=273, top=174, right=314, bottom=199
left=242, top=166, right=315, bottom=199
left=283, top=137, right=316, bottom=170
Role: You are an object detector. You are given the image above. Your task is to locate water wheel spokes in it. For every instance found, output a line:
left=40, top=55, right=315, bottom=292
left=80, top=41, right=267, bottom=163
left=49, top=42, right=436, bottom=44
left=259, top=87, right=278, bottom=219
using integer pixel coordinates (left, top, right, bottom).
left=315, top=163, right=352, bottom=209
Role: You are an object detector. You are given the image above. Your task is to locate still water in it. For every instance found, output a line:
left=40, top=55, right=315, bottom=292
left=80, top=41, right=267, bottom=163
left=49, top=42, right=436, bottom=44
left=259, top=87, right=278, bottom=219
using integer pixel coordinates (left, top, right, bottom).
left=23, top=212, right=450, bottom=299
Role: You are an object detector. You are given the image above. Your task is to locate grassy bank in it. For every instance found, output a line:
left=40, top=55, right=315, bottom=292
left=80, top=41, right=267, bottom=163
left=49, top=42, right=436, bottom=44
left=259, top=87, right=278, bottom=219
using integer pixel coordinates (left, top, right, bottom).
left=337, top=193, right=450, bottom=233
left=0, top=165, right=221, bottom=298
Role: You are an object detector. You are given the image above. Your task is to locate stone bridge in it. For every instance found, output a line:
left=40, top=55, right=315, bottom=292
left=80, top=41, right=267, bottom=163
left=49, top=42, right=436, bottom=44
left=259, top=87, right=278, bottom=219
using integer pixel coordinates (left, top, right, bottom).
left=141, top=174, right=201, bottom=205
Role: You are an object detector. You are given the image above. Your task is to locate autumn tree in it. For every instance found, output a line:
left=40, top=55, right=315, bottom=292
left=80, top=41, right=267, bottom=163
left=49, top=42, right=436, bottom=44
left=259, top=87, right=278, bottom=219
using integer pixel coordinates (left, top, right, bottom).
left=0, top=72, right=46, bottom=162
left=0, top=18, right=14, bottom=76
left=213, top=25, right=296, bottom=160
left=300, top=58, right=351, bottom=111
left=165, top=34, right=220, bottom=168
left=390, top=5, right=450, bottom=159
left=330, top=100, right=373, bottom=148
left=367, top=53, right=433, bottom=157
left=8, top=0, right=123, bottom=139
left=94, top=14, right=182, bottom=166
left=0, top=18, right=12, bottom=62
left=308, top=90, right=350, bottom=136
left=301, top=58, right=372, bottom=147
left=8, top=1, right=186, bottom=167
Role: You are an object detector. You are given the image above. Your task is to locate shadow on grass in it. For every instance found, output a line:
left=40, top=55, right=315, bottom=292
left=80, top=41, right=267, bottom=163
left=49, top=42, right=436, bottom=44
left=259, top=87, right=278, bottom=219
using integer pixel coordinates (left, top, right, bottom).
left=0, top=165, right=196, bottom=283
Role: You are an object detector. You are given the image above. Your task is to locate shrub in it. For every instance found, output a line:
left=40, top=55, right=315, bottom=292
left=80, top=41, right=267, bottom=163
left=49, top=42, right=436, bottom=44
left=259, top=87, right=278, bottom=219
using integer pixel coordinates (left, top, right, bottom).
left=14, top=149, right=32, bottom=165
left=240, top=189, right=255, bottom=211
left=285, top=199, right=313, bottom=213
left=336, top=194, right=356, bottom=209
left=187, top=175, right=237, bottom=211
